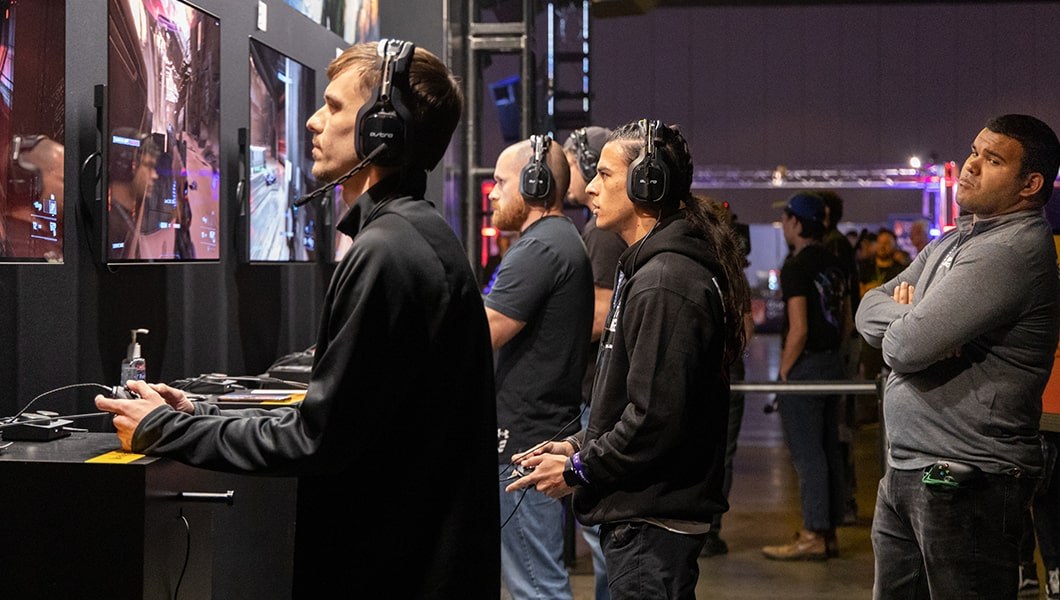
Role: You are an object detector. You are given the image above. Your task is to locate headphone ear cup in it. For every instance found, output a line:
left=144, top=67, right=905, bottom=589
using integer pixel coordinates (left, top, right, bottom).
left=626, top=154, right=670, bottom=205
left=358, top=108, right=405, bottom=164
left=578, top=149, right=598, bottom=183
left=519, top=160, right=552, bottom=201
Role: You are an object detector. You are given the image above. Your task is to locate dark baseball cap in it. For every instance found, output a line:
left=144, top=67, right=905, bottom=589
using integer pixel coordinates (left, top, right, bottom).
left=784, top=193, right=825, bottom=224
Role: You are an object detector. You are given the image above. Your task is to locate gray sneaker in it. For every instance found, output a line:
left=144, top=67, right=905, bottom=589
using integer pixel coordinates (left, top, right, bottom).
left=1046, top=568, right=1059, bottom=600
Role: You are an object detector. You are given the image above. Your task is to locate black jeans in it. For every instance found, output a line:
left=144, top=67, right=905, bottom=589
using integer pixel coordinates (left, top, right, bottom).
left=872, top=466, right=1036, bottom=599
left=1033, top=432, right=1060, bottom=569
left=600, top=521, right=705, bottom=600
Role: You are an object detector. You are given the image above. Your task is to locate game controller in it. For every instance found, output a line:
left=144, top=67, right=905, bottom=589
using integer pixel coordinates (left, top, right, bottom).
left=110, top=386, right=141, bottom=400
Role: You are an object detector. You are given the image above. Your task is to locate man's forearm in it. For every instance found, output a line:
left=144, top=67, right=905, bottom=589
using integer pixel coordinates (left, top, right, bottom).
left=779, top=333, right=807, bottom=380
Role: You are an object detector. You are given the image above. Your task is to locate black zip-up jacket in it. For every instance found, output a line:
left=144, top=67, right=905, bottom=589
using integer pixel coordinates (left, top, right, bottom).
left=132, top=172, right=500, bottom=598
left=571, top=212, right=731, bottom=526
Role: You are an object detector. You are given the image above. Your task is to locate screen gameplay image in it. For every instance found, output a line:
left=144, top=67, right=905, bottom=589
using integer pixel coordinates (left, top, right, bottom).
left=106, top=0, right=220, bottom=263
left=248, top=38, right=317, bottom=262
left=0, top=0, right=66, bottom=263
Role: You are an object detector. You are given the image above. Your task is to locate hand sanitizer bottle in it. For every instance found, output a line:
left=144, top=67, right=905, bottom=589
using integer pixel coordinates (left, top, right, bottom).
left=120, top=328, right=149, bottom=385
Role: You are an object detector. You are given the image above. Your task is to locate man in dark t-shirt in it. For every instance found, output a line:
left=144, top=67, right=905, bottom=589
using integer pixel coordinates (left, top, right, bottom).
left=487, top=135, right=593, bottom=599
left=763, top=193, right=851, bottom=562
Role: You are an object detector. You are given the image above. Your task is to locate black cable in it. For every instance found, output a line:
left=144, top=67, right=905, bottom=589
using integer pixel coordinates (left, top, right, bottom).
left=79, top=151, right=101, bottom=178
left=3, top=382, right=114, bottom=423
left=500, top=487, right=529, bottom=530
left=498, top=404, right=587, bottom=528
left=169, top=373, right=248, bottom=394
left=78, top=151, right=103, bottom=262
left=0, top=412, right=109, bottom=430
left=173, top=512, right=190, bottom=600
left=210, top=374, right=308, bottom=389
left=267, top=351, right=315, bottom=369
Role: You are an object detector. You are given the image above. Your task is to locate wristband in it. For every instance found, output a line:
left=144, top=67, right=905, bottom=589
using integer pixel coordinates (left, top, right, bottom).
left=563, top=457, right=581, bottom=487
left=570, top=452, right=590, bottom=484
left=563, top=435, right=581, bottom=453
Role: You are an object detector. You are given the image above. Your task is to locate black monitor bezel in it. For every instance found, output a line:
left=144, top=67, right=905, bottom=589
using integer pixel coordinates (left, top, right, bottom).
left=242, top=36, right=319, bottom=265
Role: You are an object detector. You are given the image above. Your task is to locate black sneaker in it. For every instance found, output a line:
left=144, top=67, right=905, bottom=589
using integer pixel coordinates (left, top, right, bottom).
left=700, top=531, right=728, bottom=557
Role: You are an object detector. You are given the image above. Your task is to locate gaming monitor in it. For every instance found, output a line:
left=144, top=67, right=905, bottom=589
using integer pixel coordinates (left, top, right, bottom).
left=104, top=0, right=220, bottom=263
left=0, top=0, right=65, bottom=263
left=282, top=0, right=380, bottom=44
left=246, top=38, right=318, bottom=262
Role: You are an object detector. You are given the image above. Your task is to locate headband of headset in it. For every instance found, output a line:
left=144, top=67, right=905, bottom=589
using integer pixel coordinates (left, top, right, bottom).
left=572, top=128, right=599, bottom=182
left=626, top=119, right=671, bottom=205
left=355, top=39, right=415, bottom=167
left=519, top=134, right=554, bottom=203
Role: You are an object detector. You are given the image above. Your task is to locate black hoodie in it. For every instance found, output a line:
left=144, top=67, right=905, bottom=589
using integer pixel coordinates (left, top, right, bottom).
left=572, top=211, right=731, bottom=526
left=131, top=173, right=500, bottom=598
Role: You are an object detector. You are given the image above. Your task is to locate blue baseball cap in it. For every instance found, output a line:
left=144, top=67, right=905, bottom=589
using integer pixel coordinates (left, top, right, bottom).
left=784, top=193, right=825, bottom=224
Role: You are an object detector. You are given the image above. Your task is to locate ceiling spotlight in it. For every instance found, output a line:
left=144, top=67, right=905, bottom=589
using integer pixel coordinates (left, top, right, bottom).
left=909, top=156, right=922, bottom=169
left=771, top=165, right=787, bottom=186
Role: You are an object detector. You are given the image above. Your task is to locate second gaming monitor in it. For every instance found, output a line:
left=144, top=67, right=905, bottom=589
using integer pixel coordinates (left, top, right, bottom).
left=105, top=0, right=221, bottom=264
left=246, top=37, right=318, bottom=262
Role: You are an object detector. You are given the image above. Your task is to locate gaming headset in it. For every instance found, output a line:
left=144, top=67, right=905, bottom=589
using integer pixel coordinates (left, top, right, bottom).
left=571, top=128, right=599, bottom=182
left=355, top=38, right=415, bottom=167
left=519, top=134, right=554, bottom=204
left=626, top=119, right=671, bottom=206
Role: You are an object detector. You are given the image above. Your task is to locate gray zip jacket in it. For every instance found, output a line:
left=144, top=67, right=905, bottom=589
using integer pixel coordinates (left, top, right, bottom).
left=856, top=209, right=1059, bottom=477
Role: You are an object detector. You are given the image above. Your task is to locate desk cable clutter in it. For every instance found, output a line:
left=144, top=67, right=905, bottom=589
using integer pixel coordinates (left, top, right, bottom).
left=0, top=382, right=115, bottom=443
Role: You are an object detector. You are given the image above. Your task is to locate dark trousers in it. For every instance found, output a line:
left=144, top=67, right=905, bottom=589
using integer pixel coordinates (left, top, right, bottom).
left=600, top=521, right=705, bottom=600
left=1033, top=432, right=1060, bottom=569
left=712, top=358, right=746, bottom=531
left=872, top=467, right=1036, bottom=599
left=777, top=350, right=847, bottom=532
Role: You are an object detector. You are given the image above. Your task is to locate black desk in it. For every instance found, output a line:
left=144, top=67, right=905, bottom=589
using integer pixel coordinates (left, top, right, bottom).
left=0, top=433, right=297, bottom=599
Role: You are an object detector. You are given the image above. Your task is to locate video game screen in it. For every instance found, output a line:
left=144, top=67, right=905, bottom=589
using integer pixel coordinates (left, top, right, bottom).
left=106, top=0, right=220, bottom=263
left=247, top=38, right=318, bottom=262
left=282, top=0, right=379, bottom=44
left=0, top=0, right=65, bottom=263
